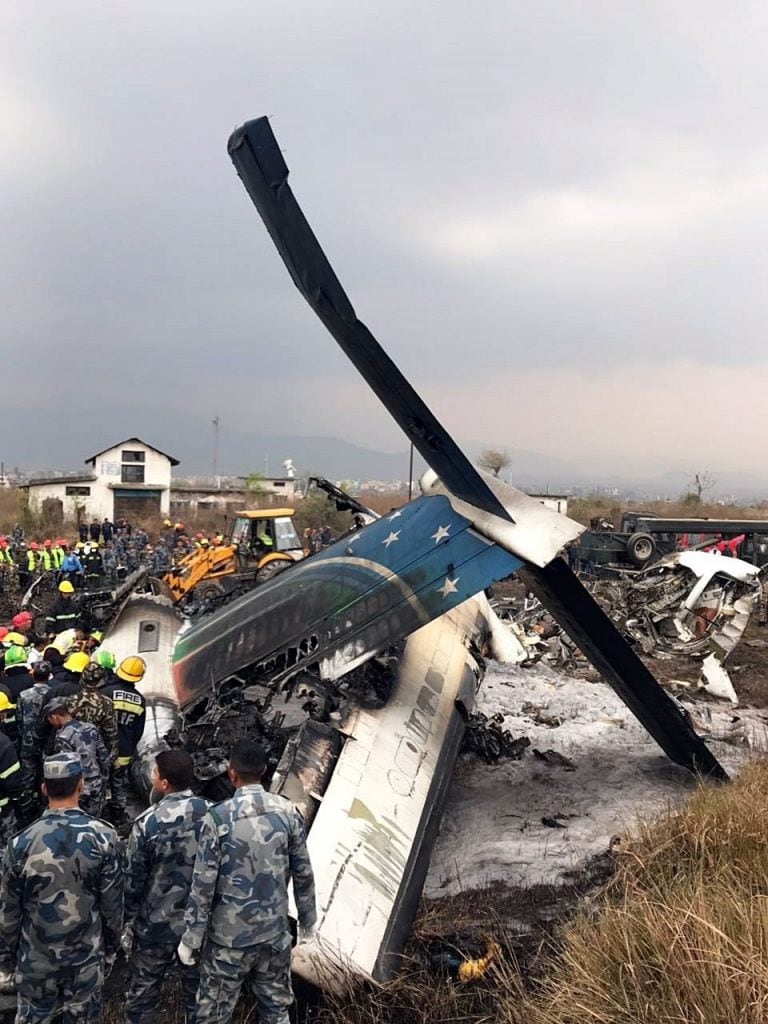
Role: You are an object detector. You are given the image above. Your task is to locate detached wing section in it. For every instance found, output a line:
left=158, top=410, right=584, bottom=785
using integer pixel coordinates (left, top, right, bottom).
left=228, top=119, right=508, bottom=521
left=172, top=495, right=520, bottom=708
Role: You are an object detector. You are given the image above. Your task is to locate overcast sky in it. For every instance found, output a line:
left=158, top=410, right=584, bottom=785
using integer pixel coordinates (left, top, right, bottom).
left=3, top=1, right=768, bottom=481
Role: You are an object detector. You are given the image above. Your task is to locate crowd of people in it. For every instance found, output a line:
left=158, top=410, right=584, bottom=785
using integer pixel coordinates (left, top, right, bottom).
left=0, top=518, right=232, bottom=595
left=0, top=598, right=317, bottom=1024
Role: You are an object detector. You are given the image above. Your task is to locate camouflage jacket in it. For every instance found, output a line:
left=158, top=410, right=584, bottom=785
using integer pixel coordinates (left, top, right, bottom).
left=67, top=688, right=118, bottom=763
left=54, top=721, right=110, bottom=798
left=125, top=789, right=211, bottom=946
left=0, top=808, right=123, bottom=970
left=182, top=783, right=316, bottom=951
left=17, top=683, right=50, bottom=763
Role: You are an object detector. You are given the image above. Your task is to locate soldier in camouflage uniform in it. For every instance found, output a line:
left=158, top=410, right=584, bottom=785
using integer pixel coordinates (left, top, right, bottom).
left=17, top=662, right=52, bottom=798
left=124, top=751, right=210, bottom=1024
left=67, top=663, right=118, bottom=766
left=46, top=701, right=110, bottom=818
left=179, top=740, right=316, bottom=1024
left=0, top=752, right=124, bottom=1024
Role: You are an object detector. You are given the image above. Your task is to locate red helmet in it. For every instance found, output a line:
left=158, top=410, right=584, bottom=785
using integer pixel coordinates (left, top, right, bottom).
left=30, top=542, right=39, bottom=551
left=11, top=612, right=32, bottom=629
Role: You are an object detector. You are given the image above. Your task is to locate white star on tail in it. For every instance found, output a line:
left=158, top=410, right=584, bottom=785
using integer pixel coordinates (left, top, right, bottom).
left=437, top=577, right=460, bottom=598
left=383, top=531, right=401, bottom=548
left=431, top=524, right=451, bottom=544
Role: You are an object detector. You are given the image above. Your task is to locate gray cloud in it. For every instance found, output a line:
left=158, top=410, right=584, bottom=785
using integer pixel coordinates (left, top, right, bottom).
left=2, top=0, right=768, bottom=479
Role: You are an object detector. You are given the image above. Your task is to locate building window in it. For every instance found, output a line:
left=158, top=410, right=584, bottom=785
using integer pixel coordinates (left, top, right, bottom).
left=273, top=481, right=285, bottom=488
left=65, top=486, right=91, bottom=497
left=121, top=465, right=145, bottom=484
left=122, top=450, right=145, bottom=463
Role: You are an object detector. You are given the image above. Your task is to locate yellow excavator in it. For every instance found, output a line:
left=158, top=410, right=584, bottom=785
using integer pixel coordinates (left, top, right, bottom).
left=162, top=508, right=306, bottom=605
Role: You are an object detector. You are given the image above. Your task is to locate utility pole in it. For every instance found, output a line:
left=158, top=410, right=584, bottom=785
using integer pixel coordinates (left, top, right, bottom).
left=212, top=416, right=220, bottom=480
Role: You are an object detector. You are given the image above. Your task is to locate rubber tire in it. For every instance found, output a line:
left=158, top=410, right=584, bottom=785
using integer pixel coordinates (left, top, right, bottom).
left=625, top=532, right=656, bottom=566
left=258, top=560, right=291, bottom=582
left=197, top=581, right=226, bottom=602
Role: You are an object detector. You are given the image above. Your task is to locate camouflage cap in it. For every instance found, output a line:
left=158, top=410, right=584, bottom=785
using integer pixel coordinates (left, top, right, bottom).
left=81, top=662, right=107, bottom=688
left=44, top=753, right=82, bottom=779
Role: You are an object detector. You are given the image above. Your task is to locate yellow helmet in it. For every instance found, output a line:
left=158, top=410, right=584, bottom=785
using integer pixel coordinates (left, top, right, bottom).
left=116, top=656, right=146, bottom=684
left=63, top=652, right=90, bottom=674
left=58, top=581, right=75, bottom=594
left=3, top=632, right=27, bottom=647
left=0, top=693, right=16, bottom=713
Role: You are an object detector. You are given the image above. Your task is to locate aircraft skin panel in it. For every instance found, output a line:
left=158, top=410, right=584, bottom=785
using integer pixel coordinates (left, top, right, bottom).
left=172, top=495, right=521, bottom=707
left=291, top=597, right=488, bottom=987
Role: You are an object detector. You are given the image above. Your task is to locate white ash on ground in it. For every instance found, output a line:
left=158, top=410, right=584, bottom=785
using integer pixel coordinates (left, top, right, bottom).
left=425, top=661, right=763, bottom=898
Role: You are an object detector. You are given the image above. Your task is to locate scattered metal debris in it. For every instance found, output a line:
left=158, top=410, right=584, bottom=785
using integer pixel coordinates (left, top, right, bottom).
left=461, top=712, right=530, bottom=763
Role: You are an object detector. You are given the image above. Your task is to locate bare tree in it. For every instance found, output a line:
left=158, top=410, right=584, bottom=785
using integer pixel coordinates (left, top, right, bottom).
left=687, top=470, right=717, bottom=503
left=478, top=448, right=512, bottom=478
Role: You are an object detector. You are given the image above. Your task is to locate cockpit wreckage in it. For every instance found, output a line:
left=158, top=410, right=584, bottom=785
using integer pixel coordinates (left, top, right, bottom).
left=107, top=116, right=727, bottom=992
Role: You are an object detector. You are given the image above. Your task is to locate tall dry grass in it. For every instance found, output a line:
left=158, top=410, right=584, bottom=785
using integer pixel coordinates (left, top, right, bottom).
left=523, top=760, right=768, bottom=1024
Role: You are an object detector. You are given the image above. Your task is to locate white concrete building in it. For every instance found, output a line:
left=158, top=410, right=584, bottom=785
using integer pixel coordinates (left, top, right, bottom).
left=24, top=438, right=179, bottom=523
left=529, top=493, right=569, bottom=516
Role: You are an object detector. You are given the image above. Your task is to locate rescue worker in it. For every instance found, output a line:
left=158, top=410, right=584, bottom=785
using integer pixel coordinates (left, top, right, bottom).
left=60, top=547, right=84, bottom=586
left=17, top=544, right=35, bottom=591
left=38, top=542, right=55, bottom=575
left=101, top=518, right=114, bottom=544
left=2, top=645, right=30, bottom=750
left=102, top=656, right=146, bottom=825
left=179, top=739, right=316, bottom=1024
left=124, top=751, right=210, bottom=1024
left=51, top=540, right=65, bottom=571
left=37, top=651, right=92, bottom=757
left=0, top=752, right=123, bottom=1022
left=2, top=645, right=31, bottom=700
left=83, top=544, right=103, bottom=587
left=10, top=611, right=33, bottom=636
left=45, top=580, right=80, bottom=634
left=68, top=663, right=118, bottom=766
left=17, top=662, right=51, bottom=796
left=46, top=700, right=110, bottom=818
left=0, top=694, right=23, bottom=848
left=94, top=648, right=118, bottom=680
left=254, top=523, right=274, bottom=556
left=78, top=520, right=89, bottom=543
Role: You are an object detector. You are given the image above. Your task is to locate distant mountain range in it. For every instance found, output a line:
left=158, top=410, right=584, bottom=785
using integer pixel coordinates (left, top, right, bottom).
left=23, top=432, right=768, bottom=502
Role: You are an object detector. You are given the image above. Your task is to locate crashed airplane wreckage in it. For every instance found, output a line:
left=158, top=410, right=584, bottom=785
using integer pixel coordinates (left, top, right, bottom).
left=108, top=115, right=726, bottom=991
